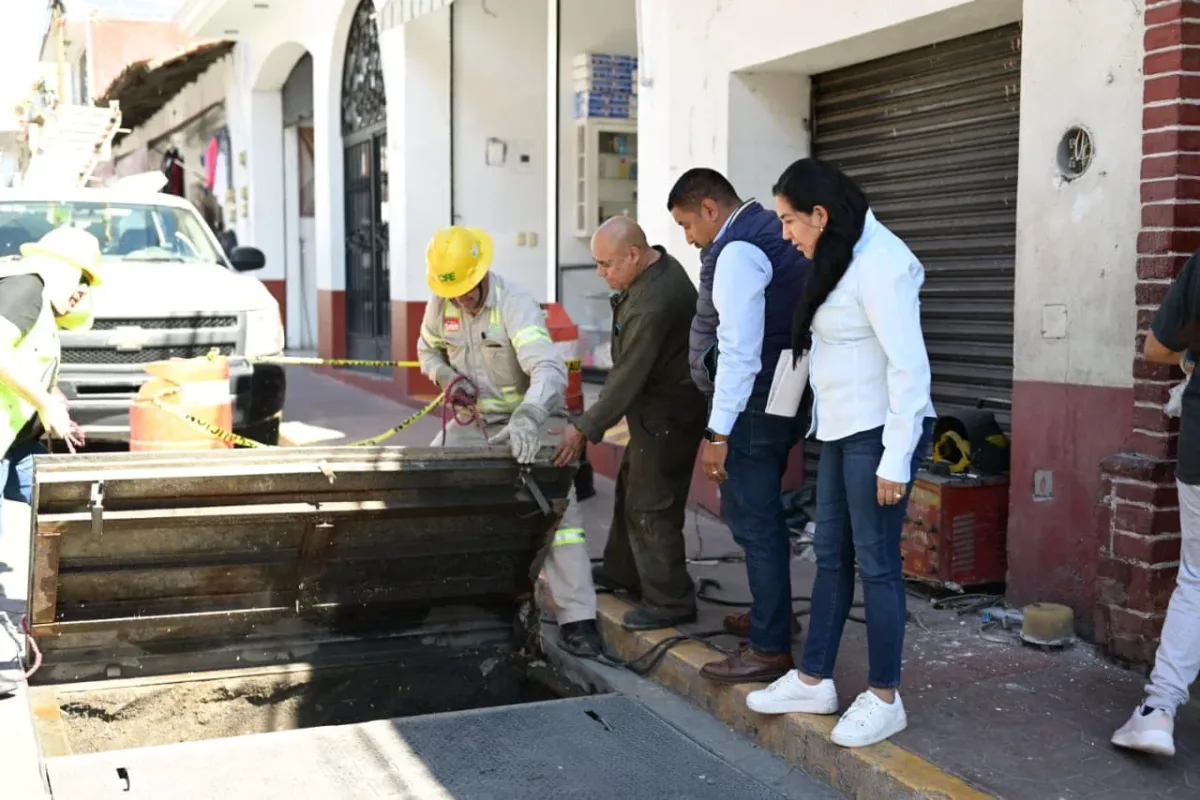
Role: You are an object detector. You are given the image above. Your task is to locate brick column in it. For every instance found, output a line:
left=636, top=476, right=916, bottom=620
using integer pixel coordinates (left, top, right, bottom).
left=1094, top=0, right=1197, bottom=664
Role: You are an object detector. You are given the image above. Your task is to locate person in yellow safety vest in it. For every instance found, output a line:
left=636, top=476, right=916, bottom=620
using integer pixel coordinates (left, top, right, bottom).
left=0, top=226, right=101, bottom=698
left=417, top=226, right=602, bottom=657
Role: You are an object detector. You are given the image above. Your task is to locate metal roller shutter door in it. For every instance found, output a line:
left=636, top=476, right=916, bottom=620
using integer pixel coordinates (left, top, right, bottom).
left=803, top=24, right=1022, bottom=485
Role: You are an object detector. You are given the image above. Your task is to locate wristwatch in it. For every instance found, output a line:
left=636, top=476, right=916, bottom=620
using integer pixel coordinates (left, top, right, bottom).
left=704, top=428, right=729, bottom=444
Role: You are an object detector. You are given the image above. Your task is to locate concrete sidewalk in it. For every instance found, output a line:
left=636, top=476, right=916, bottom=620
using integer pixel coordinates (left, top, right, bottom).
left=575, top=478, right=1200, bottom=800
left=284, top=366, right=1200, bottom=799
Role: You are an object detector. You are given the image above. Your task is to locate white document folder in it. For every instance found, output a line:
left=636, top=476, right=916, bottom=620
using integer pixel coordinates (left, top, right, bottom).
left=765, top=349, right=809, bottom=418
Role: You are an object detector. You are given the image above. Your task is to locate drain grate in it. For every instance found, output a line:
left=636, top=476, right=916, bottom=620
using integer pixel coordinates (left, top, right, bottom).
left=46, top=695, right=789, bottom=799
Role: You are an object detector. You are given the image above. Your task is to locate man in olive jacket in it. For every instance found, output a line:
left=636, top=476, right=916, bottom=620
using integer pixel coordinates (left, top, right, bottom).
left=555, top=216, right=706, bottom=631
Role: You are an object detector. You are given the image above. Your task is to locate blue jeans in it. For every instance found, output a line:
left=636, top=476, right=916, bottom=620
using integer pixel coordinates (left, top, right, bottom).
left=0, top=439, right=46, bottom=543
left=800, top=419, right=933, bottom=689
left=721, top=407, right=803, bottom=654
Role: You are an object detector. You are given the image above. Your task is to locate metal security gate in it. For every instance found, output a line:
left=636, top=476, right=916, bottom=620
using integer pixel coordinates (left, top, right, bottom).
left=805, top=24, right=1021, bottom=483
left=342, top=0, right=391, bottom=370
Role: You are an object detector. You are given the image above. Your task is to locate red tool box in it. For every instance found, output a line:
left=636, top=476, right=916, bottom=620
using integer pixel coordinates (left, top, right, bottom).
left=901, top=470, right=1009, bottom=590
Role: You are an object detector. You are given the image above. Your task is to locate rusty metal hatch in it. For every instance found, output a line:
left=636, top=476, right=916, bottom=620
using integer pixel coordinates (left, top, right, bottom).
left=807, top=23, right=1022, bottom=483
left=26, top=447, right=572, bottom=684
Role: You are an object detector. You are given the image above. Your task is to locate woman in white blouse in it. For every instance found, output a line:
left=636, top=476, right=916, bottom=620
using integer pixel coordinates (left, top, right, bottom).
left=745, top=158, right=936, bottom=748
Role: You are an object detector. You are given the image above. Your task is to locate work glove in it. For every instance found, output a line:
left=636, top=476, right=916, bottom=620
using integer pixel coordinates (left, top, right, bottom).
left=38, top=390, right=85, bottom=453
left=488, top=404, right=546, bottom=464
left=433, top=365, right=459, bottom=391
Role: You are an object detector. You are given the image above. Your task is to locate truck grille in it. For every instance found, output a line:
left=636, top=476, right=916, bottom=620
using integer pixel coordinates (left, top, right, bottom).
left=91, top=316, right=238, bottom=331
left=62, top=345, right=236, bottom=365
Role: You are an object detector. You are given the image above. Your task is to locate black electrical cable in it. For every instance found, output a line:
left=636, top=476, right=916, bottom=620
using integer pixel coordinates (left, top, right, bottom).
left=558, top=572, right=872, bottom=678
left=694, top=577, right=868, bottom=625
left=594, top=630, right=734, bottom=677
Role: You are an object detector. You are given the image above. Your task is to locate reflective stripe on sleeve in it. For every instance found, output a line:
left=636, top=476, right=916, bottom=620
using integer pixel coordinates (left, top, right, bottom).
left=478, top=386, right=524, bottom=414
left=511, top=325, right=552, bottom=350
left=421, top=325, right=446, bottom=347
left=552, top=528, right=586, bottom=546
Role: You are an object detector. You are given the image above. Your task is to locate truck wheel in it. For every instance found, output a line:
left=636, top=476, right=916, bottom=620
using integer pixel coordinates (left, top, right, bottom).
left=234, top=417, right=281, bottom=447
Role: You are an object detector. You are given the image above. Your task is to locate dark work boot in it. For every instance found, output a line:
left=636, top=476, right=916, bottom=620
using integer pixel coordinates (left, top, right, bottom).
left=622, top=607, right=697, bottom=632
left=592, top=566, right=639, bottom=599
left=559, top=619, right=603, bottom=658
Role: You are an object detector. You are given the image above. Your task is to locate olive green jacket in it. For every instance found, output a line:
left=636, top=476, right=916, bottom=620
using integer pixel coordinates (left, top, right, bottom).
left=577, top=248, right=705, bottom=443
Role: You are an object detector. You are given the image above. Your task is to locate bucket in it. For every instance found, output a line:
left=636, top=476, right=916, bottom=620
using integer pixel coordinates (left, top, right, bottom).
left=129, top=356, right=234, bottom=451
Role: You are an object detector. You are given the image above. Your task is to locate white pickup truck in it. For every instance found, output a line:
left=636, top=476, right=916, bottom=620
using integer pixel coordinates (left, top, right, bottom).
left=0, top=185, right=287, bottom=444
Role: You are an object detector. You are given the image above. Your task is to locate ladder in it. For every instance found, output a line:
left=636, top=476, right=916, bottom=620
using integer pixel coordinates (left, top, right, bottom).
left=21, top=101, right=123, bottom=189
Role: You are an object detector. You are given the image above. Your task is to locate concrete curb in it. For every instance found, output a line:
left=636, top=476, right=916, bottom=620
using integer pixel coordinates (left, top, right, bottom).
left=595, top=594, right=993, bottom=800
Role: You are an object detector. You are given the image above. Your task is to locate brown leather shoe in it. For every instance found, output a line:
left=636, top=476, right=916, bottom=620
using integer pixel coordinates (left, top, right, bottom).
left=699, top=647, right=794, bottom=684
left=723, top=612, right=802, bottom=637
left=724, top=612, right=752, bottom=637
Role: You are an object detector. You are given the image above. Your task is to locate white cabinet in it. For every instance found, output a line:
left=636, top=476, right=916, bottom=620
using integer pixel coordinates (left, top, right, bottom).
left=572, top=118, right=638, bottom=238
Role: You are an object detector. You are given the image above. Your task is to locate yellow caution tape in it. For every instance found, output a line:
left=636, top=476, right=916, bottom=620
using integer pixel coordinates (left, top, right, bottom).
left=149, top=394, right=269, bottom=448
left=207, top=349, right=579, bottom=372
left=247, top=354, right=580, bottom=372
left=205, top=348, right=580, bottom=373
left=200, top=348, right=418, bottom=369
left=148, top=391, right=444, bottom=449
left=342, top=393, right=444, bottom=446
left=246, top=355, right=423, bottom=369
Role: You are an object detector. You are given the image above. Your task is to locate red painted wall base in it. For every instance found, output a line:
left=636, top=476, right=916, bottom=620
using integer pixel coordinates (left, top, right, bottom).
left=261, top=279, right=286, bottom=332
left=1005, top=379, right=1133, bottom=639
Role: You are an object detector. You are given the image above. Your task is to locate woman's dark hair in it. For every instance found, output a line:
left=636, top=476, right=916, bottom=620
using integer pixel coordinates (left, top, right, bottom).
left=772, top=158, right=869, bottom=354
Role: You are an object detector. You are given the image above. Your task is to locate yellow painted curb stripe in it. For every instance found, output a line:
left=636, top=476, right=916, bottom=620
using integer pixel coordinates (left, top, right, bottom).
left=594, top=594, right=994, bottom=800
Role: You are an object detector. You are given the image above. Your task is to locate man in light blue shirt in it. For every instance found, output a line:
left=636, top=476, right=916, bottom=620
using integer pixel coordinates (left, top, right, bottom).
left=668, top=168, right=810, bottom=683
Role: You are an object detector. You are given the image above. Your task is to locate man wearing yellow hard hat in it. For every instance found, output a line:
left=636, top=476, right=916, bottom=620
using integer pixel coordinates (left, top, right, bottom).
left=0, top=225, right=100, bottom=698
left=417, top=226, right=601, bottom=657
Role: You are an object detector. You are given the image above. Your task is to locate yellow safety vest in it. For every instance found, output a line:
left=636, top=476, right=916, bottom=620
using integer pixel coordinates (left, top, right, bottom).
left=0, top=269, right=61, bottom=456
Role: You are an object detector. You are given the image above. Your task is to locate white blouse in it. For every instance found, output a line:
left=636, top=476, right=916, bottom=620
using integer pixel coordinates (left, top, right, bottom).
left=807, top=209, right=936, bottom=484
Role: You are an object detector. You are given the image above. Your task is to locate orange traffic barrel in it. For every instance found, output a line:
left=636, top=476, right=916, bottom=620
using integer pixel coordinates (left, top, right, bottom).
left=540, top=302, right=594, bottom=499
left=541, top=303, right=583, bottom=414
left=130, top=355, right=234, bottom=451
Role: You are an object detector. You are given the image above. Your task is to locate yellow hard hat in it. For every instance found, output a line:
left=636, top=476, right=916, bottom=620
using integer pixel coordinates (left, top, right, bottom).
left=19, top=225, right=103, bottom=287
left=425, top=226, right=494, bottom=298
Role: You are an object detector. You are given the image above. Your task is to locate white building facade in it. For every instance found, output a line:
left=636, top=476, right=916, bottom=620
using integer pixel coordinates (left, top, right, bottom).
left=174, top=0, right=1187, bottom=662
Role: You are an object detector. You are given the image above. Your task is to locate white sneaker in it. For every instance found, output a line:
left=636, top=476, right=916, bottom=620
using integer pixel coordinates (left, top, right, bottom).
left=830, top=690, right=907, bottom=748
left=1112, top=703, right=1175, bottom=756
left=746, top=671, right=839, bottom=715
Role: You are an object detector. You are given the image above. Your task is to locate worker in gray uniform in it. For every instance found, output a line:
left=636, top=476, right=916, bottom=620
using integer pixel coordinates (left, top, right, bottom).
left=417, top=225, right=601, bottom=657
